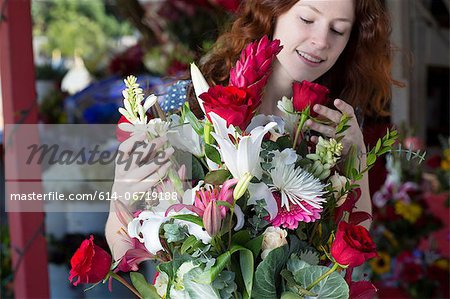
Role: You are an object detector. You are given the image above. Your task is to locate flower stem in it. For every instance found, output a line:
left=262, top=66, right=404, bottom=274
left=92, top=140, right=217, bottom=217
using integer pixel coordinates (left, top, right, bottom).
left=293, top=107, right=310, bottom=150
left=228, top=208, right=235, bottom=249
left=111, top=272, right=144, bottom=299
left=306, top=262, right=339, bottom=291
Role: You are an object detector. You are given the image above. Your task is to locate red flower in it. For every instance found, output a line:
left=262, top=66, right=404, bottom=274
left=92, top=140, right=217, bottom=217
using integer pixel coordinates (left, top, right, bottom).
left=116, top=115, right=131, bottom=142
left=229, top=35, right=282, bottom=103
left=331, top=221, right=378, bottom=267
left=69, top=235, right=112, bottom=286
left=212, top=0, right=241, bottom=12
left=200, top=85, right=257, bottom=130
left=400, top=262, right=423, bottom=283
left=292, top=80, right=329, bottom=116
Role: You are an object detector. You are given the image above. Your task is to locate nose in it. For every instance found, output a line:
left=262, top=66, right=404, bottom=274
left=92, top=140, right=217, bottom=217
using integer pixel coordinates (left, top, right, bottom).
left=310, top=28, right=329, bottom=50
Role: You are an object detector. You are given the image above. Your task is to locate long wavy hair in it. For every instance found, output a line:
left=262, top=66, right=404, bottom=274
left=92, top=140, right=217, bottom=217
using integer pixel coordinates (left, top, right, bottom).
left=197, top=0, right=403, bottom=116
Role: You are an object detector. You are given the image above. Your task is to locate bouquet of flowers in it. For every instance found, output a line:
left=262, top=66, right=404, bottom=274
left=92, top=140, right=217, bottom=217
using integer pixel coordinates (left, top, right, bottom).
left=69, top=36, right=402, bottom=298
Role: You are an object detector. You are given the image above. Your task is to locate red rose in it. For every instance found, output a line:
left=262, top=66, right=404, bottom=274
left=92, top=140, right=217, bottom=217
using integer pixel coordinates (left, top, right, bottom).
left=331, top=221, right=377, bottom=267
left=200, top=85, right=257, bottom=130
left=69, top=235, right=112, bottom=286
left=292, top=80, right=329, bottom=116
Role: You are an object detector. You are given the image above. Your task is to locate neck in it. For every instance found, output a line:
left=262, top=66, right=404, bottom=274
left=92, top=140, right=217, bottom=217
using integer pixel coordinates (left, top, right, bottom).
left=260, top=61, right=294, bottom=116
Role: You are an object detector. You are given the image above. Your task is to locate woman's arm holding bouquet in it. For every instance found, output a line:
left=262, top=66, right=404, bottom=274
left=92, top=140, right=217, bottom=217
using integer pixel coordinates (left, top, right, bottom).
left=306, top=99, right=372, bottom=229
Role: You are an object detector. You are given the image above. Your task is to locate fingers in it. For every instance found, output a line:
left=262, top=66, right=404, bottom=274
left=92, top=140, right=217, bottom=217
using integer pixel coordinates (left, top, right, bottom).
left=313, top=104, right=341, bottom=123
left=305, top=119, right=335, bottom=138
left=334, top=99, right=355, bottom=116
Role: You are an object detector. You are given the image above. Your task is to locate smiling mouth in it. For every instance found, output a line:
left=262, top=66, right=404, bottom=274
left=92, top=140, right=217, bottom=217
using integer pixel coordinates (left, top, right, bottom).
left=296, top=50, right=324, bottom=63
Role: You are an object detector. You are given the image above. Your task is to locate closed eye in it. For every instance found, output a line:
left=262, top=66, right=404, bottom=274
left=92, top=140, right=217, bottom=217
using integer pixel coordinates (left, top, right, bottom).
left=331, top=28, right=344, bottom=36
left=300, top=17, right=313, bottom=24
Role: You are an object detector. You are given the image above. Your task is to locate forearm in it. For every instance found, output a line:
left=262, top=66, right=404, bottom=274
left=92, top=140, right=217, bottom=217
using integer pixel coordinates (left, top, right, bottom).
left=354, top=151, right=372, bottom=230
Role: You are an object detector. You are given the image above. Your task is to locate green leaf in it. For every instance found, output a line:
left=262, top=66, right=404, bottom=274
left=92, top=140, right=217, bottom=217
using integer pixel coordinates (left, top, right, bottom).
left=343, top=145, right=358, bottom=178
left=216, top=200, right=234, bottom=210
left=130, top=272, right=160, bottom=299
left=192, top=156, right=205, bottom=181
left=253, top=244, right=290, bottom=298
left=181, top=235, right=201, bottom=254
left=375, top=139, right=382, bottom=153
left=378, top=147, right=391, bottom=155
left=276, top=135, right=292, bottom=150
left=205, top=144, right=222, bottom=165
left=245, top=235, right=264, bottom=258
left=383, top=139, right=396, bottom=147
left=171, top=214, right=204, bottom=227
left=366, top=153, right=377, bottom=166
left=280, top=291, right=303, bottom=299
left=232, top=230, right=252, bottom=245
left=293, top=265, right=349, bottom=299
left=184, top=267, right=221, bottom=298
left=204, top=169, right=231, bottom=185
left=182, top=103, right=204, bottom=136
left=239, top=247, right=254, bottom=297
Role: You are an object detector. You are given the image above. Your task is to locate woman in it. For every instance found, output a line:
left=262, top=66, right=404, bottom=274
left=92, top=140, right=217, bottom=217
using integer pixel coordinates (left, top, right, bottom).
left=106, top=0, right=401, bottom=260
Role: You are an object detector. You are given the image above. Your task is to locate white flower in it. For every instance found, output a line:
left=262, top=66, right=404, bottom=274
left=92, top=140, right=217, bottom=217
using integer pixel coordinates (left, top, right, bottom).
left=190, top=63, right=208, bottom=115
left=247, top=182, right=278, bottom=220
left=128, top=211, right=167, bottom=254
left=209, top=112, right=277, bottom=180
left=246, top=114, right=285, bottom=135
left=329, top=172, right=349, bottom=207
left=277, top=96, right=300, bottom=136
left=167, top=115, right=204, bottom=157
left=127, top=211, right=211, bottom=255
left=261, top=227, right=288, bottom=260
left=271, top=148, right=298, bottom=166
left=269, top=160, right=327, bottom=213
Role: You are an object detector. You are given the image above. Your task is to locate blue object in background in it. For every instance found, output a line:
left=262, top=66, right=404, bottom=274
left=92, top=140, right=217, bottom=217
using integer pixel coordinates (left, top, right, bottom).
left=65, top=75, right=171, bottom=124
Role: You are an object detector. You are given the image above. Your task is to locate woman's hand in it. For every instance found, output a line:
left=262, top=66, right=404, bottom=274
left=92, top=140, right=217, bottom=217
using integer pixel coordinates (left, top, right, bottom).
left=106, top=132, right=174, bottom=260
left=112, top=132, right=174, bottom=199
left=305, top=99, right=365, bottom=155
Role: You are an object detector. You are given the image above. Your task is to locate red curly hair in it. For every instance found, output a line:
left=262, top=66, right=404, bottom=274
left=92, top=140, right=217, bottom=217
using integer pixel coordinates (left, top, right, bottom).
left=198, top=0, right=403, bottom=116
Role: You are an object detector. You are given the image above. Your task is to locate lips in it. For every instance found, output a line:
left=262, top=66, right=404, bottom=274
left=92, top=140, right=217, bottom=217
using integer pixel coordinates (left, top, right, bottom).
left=296, top=50, right=325, bottom=64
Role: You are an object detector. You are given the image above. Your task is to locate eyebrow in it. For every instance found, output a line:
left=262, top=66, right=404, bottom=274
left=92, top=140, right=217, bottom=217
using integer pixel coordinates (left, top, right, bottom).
left=301, top=4, right=353, bottom=23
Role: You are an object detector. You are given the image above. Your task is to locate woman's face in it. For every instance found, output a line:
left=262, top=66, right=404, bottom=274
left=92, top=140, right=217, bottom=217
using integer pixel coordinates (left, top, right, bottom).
left=273, top=0, right=355, bottom=83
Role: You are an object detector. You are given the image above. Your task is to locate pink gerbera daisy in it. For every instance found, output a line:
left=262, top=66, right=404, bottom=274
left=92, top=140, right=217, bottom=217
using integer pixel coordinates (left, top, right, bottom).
left=270, top=192, right=322, bottom=230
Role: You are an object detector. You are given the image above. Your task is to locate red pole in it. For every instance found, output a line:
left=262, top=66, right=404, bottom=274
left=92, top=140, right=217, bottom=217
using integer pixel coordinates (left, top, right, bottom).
left=0, top=0, right=50, bottom=298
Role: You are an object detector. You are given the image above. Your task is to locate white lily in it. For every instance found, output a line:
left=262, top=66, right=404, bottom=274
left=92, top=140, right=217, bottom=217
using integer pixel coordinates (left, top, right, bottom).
left=190, top=63, right=208, bottom=115
left=209, top=112, right=277, bottom=181
left=128, top=211, right=211, bottom=255
left=167, top=115, right=204, bottom=157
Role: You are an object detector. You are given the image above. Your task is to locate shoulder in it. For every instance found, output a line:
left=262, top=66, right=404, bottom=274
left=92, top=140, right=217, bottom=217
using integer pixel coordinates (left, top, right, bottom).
left=158, top=80, right=191, bottom=112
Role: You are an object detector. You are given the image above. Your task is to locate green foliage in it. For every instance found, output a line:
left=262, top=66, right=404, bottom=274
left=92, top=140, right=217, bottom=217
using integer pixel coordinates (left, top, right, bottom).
left=212, top=271, right=238, bottom=299
left=130, top=272, right=160, bottom=299
left=33, top=0, right=132, bottom=67
left=163, top=223, right=189, bottom=243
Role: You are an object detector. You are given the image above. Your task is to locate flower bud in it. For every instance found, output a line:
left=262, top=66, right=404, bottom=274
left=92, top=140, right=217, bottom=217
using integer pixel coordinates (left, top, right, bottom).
left=261, top=226, right=288, bottom=260
left=329, top=172, right=349, bottom=207
left=203, top=200, right=222, bottom=236
left=233, top=173, right=253, bottom=200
